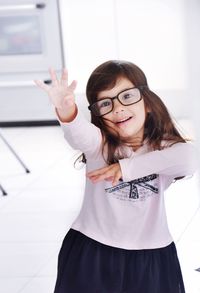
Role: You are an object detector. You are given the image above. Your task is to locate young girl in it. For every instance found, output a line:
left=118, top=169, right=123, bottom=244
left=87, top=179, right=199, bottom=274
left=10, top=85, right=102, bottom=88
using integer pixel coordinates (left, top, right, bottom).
left=35, top=60, right=197, bottom=293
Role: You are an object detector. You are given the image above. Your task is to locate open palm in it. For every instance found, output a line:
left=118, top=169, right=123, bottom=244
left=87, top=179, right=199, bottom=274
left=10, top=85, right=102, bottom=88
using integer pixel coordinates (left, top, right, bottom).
left=34, top=68, right=77, bottom=110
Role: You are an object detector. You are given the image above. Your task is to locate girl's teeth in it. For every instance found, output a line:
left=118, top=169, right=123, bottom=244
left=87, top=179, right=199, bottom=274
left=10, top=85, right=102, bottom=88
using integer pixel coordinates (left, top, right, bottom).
left=117, top=117, right=130, bottom=123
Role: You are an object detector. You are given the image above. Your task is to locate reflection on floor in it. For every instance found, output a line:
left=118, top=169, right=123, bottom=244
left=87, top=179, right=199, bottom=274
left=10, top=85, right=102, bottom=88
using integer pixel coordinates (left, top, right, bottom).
left=0, top=122, right=199, bottom=293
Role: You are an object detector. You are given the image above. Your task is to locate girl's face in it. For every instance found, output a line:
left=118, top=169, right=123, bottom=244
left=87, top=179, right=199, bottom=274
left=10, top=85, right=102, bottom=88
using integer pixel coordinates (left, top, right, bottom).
left=97, top=77, right=147, bottom=144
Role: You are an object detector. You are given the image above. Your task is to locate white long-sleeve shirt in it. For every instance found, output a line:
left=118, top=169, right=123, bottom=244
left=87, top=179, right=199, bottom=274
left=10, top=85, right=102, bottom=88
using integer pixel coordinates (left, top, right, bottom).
left=60, top=110, right=198, bottom=250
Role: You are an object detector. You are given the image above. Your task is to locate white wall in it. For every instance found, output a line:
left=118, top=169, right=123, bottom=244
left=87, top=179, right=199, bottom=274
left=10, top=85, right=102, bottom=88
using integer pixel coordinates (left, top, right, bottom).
left=59, top=0, right=118, bottom=93
left=184, top=0, right=200, bottom=149
left=59, top=0, right=198, bottom=121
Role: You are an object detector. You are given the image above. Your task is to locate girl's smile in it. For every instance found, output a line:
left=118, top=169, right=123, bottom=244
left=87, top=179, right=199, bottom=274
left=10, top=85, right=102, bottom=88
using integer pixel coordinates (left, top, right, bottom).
left=115, top=116, right=134, bottom=126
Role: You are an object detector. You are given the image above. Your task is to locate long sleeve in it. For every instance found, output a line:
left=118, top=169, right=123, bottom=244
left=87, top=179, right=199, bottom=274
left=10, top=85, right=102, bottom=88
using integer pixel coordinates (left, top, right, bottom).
left=59, top=109, right=102, bottom=157
left=119, top=142, right=198, bottom=181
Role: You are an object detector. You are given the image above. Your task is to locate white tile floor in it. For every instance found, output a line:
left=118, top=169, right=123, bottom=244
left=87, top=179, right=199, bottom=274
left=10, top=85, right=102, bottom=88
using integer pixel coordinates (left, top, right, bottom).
left=0, top=122, right=200, bottom=293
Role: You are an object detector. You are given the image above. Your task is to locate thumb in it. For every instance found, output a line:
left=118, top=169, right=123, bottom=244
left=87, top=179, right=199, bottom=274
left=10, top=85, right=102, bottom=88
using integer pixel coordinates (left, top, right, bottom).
left=68, top=80, right=77, bottom=92
left=112, top=171, right=121, bottom=186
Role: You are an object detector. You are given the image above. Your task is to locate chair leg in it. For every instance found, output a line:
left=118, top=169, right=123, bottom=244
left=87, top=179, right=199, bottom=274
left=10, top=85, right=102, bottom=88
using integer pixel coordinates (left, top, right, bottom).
left=0, top=184, right=7, bottom=196
left=0, top=132, right=30, bottom=173
left=0, top=130, right=31, bottom=197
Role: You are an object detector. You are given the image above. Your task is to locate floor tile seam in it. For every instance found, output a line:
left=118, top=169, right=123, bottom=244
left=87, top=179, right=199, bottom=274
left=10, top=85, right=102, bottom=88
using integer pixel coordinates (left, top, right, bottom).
left=0, top=275, right=55, bottom=279
left=0, top=153, right=69, bottom=210
left=16, top=248, right=59, bottom=293
left=176, top=204, right=200, bottom=244
left=0, top=208, right=78, bottom=215
left=0, top=241, right=61, bottom=244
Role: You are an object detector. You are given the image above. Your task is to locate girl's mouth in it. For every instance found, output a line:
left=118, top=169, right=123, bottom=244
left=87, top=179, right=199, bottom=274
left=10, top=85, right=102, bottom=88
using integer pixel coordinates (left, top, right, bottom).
left=115, top=117, right=132, bottom=125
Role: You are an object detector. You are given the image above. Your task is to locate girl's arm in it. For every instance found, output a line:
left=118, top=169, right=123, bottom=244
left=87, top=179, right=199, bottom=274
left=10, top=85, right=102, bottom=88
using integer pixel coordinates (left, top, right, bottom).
left=119, top=142, right=198, bottom=181
left=35, top=68, right=102, bottom=156
left=59, top=109, right=102, bottom=156
left=87, top=142, right=198, bottom=186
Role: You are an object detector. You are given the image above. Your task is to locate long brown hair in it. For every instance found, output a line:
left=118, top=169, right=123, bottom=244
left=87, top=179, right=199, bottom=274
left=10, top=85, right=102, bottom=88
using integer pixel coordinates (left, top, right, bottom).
left=84, top=60, right=186, bottom=165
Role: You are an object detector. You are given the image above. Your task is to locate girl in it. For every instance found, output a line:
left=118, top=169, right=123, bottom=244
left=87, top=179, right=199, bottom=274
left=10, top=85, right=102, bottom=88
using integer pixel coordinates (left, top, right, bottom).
left=35, top=60, right=197, bottom=293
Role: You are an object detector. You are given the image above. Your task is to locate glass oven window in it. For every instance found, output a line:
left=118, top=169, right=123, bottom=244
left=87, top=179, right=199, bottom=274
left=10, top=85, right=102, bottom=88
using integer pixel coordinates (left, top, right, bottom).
left=0, top=15, right=42, bottom=55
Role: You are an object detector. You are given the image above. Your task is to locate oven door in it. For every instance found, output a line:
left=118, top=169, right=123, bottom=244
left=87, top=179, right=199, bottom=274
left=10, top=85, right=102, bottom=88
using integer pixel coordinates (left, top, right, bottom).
left=0, top=0, right=64, bottom=78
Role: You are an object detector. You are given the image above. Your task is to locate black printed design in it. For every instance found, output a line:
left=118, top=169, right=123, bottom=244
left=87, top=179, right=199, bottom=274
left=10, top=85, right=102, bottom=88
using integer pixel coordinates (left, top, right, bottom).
left=105, top=174, right=159, bottom=203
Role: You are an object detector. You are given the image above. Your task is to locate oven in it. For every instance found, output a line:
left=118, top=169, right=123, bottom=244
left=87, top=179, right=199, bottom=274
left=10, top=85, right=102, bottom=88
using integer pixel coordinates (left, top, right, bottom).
left=0, top=0, right=64, bottom=125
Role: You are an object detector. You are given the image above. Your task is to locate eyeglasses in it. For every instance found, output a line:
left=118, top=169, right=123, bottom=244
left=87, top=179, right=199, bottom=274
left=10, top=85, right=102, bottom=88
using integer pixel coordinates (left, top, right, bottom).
left=88, top=86, right=146, bottom=117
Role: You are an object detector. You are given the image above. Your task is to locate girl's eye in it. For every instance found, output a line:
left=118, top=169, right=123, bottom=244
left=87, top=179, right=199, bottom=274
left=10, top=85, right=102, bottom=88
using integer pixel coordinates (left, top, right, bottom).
left=123, top=94, right=132, bottom=99
left=99, top=100, right=111, bottom=108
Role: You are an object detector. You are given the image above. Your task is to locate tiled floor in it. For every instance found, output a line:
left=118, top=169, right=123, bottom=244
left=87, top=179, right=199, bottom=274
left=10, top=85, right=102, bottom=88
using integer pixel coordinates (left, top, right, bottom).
left=0, top=122, right=200, bottom=293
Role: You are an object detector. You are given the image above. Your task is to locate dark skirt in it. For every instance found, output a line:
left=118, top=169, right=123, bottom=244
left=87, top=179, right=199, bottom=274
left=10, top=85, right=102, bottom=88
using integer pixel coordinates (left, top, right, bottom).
left=54, top=229, right=185, bottom=293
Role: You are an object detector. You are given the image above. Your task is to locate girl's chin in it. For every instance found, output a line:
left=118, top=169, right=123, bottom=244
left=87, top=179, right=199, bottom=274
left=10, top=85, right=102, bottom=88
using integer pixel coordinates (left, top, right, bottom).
left=118, top=133, right=138, bottom=142
left=117, top=130, right=144, bottom=143
left=117, top=129, right=135, bottom=137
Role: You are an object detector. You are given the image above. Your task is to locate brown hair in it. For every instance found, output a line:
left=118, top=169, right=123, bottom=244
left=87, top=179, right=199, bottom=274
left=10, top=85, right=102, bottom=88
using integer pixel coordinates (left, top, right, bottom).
left=84, top=60, right=186, bottom=165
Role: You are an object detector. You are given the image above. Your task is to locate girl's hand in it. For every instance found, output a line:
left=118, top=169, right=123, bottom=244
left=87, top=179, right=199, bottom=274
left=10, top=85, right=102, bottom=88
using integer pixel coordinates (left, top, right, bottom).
left=34, top=68, right=77, bottom=110
left=87, top=163, right=122, bottom=186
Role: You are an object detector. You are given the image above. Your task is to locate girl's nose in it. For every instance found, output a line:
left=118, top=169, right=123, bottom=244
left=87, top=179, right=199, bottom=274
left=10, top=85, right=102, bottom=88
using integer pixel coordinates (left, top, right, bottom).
left=113, top=99, right=125, bottom=113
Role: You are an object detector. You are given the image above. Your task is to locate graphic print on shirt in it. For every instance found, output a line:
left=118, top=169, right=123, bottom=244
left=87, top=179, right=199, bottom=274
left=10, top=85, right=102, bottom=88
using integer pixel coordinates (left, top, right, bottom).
left=105, top=174, right=159, bottom=203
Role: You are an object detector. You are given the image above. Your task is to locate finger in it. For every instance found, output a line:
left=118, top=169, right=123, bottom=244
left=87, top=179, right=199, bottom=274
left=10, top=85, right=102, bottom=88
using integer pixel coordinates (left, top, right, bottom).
left=49, top=68, right=58, bottom=86
left=88, top=174, right=104, bottom=183
left=34, top=79, right=50, bottom=92
left=61, top=68, right=68, bottom=86
left=87, top=166, right=110, bottom=177
left=105, top=176, right=114, bottom=182
left=112, top=171, right=121, bottom=186
left=88, top=175, right=99, bottom=182
left=89, top=169, right=115, bottom=183
left=68, top=80, right=77, bottom=91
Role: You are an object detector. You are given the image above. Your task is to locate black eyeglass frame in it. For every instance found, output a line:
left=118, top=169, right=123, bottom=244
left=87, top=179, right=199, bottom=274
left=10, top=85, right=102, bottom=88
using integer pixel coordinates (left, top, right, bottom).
left=88, top=85, right=147, bottom=117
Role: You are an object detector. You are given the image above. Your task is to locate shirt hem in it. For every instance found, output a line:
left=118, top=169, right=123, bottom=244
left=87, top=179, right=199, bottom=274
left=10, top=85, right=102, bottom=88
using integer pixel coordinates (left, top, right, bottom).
left=70, top=224, right=173, bottom=250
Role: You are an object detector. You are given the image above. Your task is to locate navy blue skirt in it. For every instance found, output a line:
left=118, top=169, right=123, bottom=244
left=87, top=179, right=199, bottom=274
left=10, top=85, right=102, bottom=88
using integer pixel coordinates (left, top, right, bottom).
left=54, top=229, right=185, bottom=293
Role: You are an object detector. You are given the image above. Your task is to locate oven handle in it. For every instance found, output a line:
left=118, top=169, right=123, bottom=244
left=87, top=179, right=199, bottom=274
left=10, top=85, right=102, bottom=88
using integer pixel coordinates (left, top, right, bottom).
left=0, top=80, right=51, bottom=88
left=0, top=3, right=46, bottom=11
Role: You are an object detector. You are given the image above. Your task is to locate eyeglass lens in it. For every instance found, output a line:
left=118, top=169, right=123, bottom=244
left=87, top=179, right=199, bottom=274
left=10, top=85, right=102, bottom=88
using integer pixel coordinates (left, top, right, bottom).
left=92, top=88, right=141, bottom=116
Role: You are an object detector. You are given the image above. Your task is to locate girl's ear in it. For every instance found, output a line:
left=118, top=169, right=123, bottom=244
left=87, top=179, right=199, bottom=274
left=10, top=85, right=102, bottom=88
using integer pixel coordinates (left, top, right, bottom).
left=146, top=107, right=151, bottom=113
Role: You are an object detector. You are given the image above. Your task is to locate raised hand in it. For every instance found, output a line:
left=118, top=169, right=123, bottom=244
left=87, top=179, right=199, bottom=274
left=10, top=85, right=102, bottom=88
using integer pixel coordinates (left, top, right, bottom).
left=34, top=68, right=77, bottom=110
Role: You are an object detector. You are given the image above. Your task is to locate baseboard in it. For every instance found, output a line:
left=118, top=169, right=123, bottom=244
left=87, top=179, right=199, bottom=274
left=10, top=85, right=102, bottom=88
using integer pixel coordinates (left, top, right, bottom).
left=0, top=120, right=59, bottom=127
